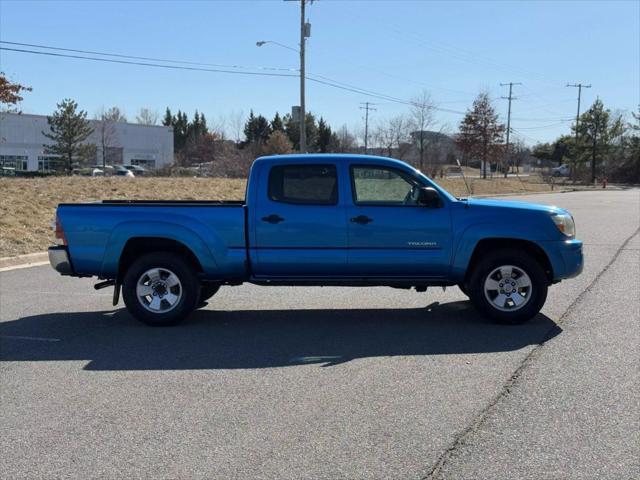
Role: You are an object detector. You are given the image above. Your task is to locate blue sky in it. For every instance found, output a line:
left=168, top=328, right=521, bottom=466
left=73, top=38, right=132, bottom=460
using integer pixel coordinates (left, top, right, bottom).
left=1, top=0, right=638, bottom=145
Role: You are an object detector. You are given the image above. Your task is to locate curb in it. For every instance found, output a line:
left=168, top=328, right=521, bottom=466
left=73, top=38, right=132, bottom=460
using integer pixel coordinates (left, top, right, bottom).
left=468, top=187, right=588, bottom=198
left=0, top=252, right=49, bottom=272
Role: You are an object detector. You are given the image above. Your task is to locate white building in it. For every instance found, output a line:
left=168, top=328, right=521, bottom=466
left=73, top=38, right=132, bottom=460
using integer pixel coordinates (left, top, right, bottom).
left=0, top=112, right=174, bottom=172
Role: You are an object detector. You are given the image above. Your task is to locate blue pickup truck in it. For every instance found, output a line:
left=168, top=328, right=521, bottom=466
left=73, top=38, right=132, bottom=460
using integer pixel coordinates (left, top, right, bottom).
left=49, top=154, right=583, bottom=326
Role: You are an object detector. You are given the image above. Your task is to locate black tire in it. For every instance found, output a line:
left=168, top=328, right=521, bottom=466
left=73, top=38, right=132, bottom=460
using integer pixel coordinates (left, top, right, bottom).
left=200, top=284, right=220, bottom=302
left=458, top=283, right=470, bottom=297
left=468, top=248, right=548, bottom=324
left=122, top=252, right=200, bottom=326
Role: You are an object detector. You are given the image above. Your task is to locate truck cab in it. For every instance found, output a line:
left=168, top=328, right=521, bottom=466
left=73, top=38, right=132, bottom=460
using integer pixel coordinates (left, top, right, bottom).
left=49, top=154, right=583, bottom=326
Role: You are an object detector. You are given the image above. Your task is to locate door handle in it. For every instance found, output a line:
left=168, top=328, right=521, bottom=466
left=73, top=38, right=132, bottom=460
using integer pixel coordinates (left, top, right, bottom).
left=262, top=214, right=285, bottom=224
left=350, top=215, right=373, bottom=225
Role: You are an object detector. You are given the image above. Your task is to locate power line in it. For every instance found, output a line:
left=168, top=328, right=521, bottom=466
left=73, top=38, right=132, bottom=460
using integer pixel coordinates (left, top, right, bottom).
left=0, top=40, right=297, bottom=72
left=0, top=40, right=481, bottom=116
left=514, top=122, right=571, bottom=130
left=0, top=47, right=299, bottom=78
left=359, top=102, right=377, bottom=152
left=0, top=43, right=423, bottom=110
left=0, top=41, right=580, bottom=136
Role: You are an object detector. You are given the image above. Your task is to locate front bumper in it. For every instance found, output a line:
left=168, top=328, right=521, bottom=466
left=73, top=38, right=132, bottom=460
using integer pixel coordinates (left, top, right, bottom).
left=543, top=239, right=583, bottom=281
left=48, top=246, right=74, bottom=275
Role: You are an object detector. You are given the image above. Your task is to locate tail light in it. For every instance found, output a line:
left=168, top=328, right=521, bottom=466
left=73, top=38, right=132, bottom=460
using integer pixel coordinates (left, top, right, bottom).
left=52, top=215, right=67, bottom=246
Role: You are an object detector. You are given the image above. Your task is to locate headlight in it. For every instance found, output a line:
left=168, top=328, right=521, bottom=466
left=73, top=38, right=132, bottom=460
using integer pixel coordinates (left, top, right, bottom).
left=552, top=213, right=575, bottom=238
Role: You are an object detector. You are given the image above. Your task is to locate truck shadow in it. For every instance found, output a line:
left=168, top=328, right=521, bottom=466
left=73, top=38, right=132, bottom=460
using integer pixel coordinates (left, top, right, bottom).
left=0, top=301, right=561, bottom=371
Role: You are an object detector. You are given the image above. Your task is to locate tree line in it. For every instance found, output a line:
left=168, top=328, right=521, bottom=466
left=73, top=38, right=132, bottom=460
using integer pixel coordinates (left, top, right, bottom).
left=531, top=99, right=639, bottom=183
left=1, top=72, right=637, bottom=182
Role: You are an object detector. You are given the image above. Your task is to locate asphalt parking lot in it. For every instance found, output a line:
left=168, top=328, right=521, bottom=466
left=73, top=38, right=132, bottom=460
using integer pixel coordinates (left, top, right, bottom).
left=1, top=189, right=639, bottom=480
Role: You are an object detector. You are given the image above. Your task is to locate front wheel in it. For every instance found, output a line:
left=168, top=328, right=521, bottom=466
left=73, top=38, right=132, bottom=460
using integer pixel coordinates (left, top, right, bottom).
left=122, top=252, right=200, bottom=326
left=468, top=249, right=548, bottom=324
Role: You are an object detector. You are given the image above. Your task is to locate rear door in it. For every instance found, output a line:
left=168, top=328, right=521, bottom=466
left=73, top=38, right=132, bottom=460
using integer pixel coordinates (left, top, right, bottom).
left=346, top=164, right=452, bottom=278
left=252, top=162, right=348, bottom=277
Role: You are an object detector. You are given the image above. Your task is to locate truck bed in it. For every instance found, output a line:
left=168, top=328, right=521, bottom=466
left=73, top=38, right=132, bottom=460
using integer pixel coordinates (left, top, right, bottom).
left=57, top=201, right=248, bottom=279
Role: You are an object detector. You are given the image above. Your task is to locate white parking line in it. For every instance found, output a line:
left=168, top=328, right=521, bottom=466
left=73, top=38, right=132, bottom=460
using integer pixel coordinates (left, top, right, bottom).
left=0, top=335, right=61, bottom=342
left=0, top=261, right=50, bottom=273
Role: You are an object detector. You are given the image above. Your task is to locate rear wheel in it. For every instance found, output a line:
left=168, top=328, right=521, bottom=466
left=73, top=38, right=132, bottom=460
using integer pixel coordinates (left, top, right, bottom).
left=122, top=252, right=199, bottom=326
left=468, top=249, right=548, bottom=324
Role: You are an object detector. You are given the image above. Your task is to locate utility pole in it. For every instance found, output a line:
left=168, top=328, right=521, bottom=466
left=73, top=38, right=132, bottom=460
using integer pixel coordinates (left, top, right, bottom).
left=566, top=83, right=591, bottom=178
left=299, top=0, right=307, bottom=153
left=359, top=102, right=377, bottom=153
left=500, top=82, right=521, bottom=178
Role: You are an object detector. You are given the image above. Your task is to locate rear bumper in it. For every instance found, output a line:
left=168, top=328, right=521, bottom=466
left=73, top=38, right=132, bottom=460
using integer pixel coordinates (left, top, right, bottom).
left=48, top=246, right=74, bottom=275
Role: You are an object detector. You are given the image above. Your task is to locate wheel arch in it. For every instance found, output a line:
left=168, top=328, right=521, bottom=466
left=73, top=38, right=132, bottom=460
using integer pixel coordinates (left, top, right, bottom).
left=100, top=220, right=219, bottom=279
left=463, top=238, right=554, bottom=286
left=117, top=237, right=204, bottom=282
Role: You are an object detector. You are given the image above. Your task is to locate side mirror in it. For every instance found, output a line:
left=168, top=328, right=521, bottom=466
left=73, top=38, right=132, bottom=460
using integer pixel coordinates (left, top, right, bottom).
left=417, top=187, right=443, bottom=208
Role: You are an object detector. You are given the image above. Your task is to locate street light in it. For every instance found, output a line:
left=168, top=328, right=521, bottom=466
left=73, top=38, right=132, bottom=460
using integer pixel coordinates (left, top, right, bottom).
left=256, top=38, right=306, bottom=152
left=255, top=40, right=298, bottom=53
left=256, top=0, right=310, bottom=153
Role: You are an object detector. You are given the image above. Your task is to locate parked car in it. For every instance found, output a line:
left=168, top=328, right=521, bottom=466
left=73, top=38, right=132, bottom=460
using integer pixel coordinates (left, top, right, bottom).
left=114, top=169, right=134, bottom=177
left=552, top=164, right=571, bottom=177
left=48, top=154, right=583, bottom=326
left=124, top=165, right=148, bottom=176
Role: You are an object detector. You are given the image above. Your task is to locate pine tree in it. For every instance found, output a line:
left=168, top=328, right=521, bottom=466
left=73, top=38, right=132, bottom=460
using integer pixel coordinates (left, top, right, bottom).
left=574, top=98, right=624, bottom=182
left=173, top=110, right=189, bottom=151
left=199, top=112, right=208, bottom=135
left=162, top=107, right=172, bottom=126
left=243, top=110, right=271, bottom=145
left=284, top=112, right=317, bottom=151
left=315, top=117, right=332, bottom=153
left=271, top=112, right=284, bottom=133
left=42, top=99, right=94, bottom=173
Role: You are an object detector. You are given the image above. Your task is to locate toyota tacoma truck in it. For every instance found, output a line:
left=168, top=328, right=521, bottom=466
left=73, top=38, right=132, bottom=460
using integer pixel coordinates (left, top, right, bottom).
left=49, top=154, right=583, bottom=326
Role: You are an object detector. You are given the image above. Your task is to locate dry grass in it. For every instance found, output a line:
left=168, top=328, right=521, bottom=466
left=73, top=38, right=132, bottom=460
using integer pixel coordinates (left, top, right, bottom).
left=0, top=174, right=556, bottom=258
left=0, top=177, right=245, bottom=257
left=438, top=175, right=557, bottom=197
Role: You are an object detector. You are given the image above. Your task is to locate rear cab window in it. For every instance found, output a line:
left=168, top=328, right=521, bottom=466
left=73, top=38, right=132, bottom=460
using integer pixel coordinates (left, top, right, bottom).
left=268, top=164, right=338, bottom=205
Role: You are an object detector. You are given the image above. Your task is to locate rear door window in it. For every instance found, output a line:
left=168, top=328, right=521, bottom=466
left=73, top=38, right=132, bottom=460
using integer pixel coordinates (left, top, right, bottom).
left=268, top=164, right=338, bottom=205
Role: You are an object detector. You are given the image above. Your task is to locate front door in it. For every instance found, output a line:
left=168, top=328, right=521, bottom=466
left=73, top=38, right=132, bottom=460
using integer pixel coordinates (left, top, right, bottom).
left=252, top=162, right=348, bottom=277
left=347, top=164, right=452, bottom=278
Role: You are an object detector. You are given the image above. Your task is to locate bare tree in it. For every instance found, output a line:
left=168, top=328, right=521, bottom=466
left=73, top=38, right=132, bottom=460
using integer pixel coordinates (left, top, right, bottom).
left=511, top=139, right=530, bottom=173
left=390, top=115, right=411, bottom=159
left=209, top=113, right=228, bottom=141
left=375, top=115, right=410, bottom=158
left=135, top=108, right=158, bottom=125
left=95, top=107, right=126, bottom=168
left=374, top=123, right=394, bottom=157
left=336, top=124, right=357, bottom=152
left=229, top=109, right=245, bottom=144
left=409, top=90, right=436, bottom=171
left=103, top=106, right=127, bottom=123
